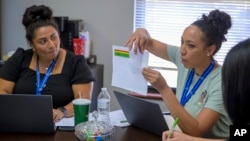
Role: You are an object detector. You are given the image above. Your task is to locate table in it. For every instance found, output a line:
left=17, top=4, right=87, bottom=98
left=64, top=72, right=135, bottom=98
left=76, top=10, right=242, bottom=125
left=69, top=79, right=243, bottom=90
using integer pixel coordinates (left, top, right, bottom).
left=0, top=126, right=162, bottom=141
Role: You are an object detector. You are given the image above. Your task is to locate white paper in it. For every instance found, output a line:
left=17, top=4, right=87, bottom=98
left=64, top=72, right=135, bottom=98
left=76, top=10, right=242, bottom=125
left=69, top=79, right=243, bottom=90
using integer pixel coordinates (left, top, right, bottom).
left=55, top=117, right=74, bottom=127
left=55, top=114, right=96, bottom=127
left=55, top=110, right=130, bottom=127
left=109, top=110, right=130, bottom=127
left=111, top=45, right=149, bottom=95
left=164, top=115, right=182, bottom=132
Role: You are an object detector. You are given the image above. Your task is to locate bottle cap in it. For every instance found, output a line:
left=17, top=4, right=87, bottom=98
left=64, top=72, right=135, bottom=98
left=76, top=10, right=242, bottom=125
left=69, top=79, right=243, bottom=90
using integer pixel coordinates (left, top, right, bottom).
left=101, top=87, right=107, bottom=91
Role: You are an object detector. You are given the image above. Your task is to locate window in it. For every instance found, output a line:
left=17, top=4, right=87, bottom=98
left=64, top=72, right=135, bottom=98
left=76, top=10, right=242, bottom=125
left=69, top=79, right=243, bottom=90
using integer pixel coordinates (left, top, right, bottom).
left=134, top=0, right=250, bottom=88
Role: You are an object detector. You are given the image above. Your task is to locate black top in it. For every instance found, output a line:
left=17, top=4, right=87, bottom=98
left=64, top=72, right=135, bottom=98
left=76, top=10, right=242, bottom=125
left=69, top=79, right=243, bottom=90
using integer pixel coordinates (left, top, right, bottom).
left=0, top=48, right=95, bottom=108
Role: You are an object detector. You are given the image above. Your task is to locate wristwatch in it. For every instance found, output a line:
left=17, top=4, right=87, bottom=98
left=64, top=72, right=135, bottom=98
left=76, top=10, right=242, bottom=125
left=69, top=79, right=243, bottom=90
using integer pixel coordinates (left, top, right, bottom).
left=58, top=107, right=67, bottom=118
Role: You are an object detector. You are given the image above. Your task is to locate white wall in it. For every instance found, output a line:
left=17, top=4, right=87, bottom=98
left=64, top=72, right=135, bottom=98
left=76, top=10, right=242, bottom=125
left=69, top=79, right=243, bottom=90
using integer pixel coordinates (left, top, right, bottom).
left=0, top=0, right=168, bottom=112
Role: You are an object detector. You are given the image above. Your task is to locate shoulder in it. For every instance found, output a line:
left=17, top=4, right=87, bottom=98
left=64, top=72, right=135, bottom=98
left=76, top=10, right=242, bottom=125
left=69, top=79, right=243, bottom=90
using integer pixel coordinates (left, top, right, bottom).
left=7, top=48, right=32, bottom=64
left=11, top=47, right=32, bottom=57
left=201, top=66, right=222, bottom=97
left=63, top=49, right=90, bottom=73
left=167, top=45, right=181, bottom=65
left=167, top=44, right=180, bottom=55
left=63, top=50, right=94, bottom=83
left=208, top=66, right=222, bottom=85
left=0, top=48, right=32, bottom=81
left=64, top=49, right=87, bottom=64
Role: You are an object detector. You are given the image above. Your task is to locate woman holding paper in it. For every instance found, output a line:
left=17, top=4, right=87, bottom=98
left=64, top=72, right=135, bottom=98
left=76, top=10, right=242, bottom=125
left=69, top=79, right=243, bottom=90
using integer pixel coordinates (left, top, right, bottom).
left=126, top=9, right=231, bottom=138
left=162, top=38, right=250, bottom=140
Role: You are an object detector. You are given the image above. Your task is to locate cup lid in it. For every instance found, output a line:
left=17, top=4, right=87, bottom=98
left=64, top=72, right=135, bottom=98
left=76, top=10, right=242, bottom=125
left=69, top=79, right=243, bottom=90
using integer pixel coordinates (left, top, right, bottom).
left=73, top=99, right=91, bottom=105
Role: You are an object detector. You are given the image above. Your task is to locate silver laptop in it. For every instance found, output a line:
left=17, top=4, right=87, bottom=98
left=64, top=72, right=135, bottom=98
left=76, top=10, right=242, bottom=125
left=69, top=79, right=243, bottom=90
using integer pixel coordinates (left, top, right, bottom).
left=113, top=91, right=169, bottom=136
left=0, top=94, right=56, bottom=134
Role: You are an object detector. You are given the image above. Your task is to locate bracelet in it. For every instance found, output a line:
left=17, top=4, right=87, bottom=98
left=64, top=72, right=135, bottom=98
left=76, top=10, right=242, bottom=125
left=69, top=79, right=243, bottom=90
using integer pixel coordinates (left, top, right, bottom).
left=58, top=107, right=67, bottom=118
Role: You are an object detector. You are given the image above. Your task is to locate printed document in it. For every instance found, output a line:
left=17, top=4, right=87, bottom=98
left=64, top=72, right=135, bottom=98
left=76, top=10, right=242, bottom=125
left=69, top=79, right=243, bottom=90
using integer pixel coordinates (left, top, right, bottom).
left=111, top=45, right=149, bottom=95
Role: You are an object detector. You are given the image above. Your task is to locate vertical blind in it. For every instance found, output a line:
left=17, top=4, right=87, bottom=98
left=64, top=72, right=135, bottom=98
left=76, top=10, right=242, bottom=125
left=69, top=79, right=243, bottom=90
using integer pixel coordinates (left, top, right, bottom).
left=134, top=0, right=250, bottom=88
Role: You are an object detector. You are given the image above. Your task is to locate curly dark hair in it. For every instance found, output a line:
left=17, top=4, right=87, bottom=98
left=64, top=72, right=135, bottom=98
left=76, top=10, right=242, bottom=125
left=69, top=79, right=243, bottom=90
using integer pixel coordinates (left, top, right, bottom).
left=192, top=9, right=232, bottom=55
left=22, top=5, right=59, bottom=43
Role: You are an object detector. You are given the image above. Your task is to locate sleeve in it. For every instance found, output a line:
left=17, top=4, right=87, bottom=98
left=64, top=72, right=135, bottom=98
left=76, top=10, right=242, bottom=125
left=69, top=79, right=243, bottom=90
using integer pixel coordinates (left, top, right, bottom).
left=0, top=48, right=25, bottom=82
left=167, top=44, right=181, bottom=66
left=71, top=55, right=95, bottom=84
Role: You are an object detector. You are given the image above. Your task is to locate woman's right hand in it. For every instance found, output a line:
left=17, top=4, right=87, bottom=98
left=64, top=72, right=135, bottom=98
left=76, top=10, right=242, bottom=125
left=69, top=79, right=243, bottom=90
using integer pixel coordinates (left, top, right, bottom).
left=125, top=28, right=152, bottom=54
left=162, top=130, right=193, bottom=141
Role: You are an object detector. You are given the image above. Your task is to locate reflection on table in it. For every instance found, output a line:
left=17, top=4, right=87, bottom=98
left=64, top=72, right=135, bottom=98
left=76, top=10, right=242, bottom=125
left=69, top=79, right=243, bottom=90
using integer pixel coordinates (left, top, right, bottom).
left=0, top=126, right=162, bottom=141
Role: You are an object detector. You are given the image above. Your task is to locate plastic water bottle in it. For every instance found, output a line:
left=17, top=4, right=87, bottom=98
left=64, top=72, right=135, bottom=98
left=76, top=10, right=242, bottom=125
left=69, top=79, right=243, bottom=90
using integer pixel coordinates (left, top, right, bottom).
left=97, top=87, right=110, bottom=123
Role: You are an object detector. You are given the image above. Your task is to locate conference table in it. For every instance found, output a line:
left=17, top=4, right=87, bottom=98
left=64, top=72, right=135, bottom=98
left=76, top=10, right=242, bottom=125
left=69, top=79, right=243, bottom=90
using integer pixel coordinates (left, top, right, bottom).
left=0, top=126, right=162, bottom=141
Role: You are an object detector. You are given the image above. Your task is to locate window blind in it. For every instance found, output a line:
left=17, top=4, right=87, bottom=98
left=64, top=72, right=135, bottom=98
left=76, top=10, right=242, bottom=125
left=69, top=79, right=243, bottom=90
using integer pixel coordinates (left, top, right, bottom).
left=134, top=0, right=250, bottom=88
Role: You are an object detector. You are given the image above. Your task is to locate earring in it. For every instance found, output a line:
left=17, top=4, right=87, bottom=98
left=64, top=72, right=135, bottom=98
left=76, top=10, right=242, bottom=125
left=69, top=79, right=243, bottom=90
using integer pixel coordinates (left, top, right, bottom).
left=207, top=53, right=210, bottom=57
left=32, top=48, right=36, bottom=52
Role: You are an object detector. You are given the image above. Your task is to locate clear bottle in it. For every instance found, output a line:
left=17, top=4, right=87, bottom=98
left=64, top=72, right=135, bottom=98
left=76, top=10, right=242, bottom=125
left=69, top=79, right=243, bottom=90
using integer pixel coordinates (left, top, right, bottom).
left=97, top=87, right=110, bottom=123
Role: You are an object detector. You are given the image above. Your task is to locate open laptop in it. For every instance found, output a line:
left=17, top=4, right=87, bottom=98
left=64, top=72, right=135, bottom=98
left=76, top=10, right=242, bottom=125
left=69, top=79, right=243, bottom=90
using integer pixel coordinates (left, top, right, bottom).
left=113, top=91, right=169, bottom=136
left=0, top=94, right=56, bottom=134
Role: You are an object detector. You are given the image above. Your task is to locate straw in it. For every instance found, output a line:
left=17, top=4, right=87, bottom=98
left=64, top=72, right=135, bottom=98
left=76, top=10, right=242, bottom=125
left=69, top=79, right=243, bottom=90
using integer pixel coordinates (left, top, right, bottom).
left=79, top=91, right=82, bottom=99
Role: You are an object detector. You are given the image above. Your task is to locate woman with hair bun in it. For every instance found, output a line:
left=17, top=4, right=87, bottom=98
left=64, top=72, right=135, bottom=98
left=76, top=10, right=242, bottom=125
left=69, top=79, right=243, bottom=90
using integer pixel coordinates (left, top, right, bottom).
left=126, top=9, right=232, bottom=138
left=0, top=5, right=95, bottom=122
left=162, top=38, right=250, bottom=141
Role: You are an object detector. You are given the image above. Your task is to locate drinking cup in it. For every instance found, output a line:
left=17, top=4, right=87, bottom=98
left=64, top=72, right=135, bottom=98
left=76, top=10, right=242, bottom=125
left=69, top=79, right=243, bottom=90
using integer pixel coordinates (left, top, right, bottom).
left=73, top=99, right=91, bottom=126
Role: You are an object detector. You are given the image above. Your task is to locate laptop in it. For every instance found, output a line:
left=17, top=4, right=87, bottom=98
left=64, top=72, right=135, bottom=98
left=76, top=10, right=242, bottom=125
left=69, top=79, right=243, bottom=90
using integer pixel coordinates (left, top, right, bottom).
left=113, top=91, right=169, bottom=136
left=0, top=94, right=56, bottom=134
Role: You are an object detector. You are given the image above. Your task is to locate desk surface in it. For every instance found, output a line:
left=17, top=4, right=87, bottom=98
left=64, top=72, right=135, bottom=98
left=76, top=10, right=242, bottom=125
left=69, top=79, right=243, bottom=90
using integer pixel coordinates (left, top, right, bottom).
left=0, top=126, right=161, bottom=141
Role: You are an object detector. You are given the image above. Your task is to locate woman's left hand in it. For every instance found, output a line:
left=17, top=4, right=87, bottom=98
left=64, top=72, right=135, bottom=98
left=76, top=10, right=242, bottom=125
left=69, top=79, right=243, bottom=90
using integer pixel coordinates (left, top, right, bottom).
left=52, top=109, right=64, bottom=122
left=142, top=67, right=168, bottom=91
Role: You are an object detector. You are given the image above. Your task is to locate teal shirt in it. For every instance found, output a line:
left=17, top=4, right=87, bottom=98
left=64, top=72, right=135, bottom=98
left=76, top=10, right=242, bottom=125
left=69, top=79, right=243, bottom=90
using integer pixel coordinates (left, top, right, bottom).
left=167, top=45, right=230, bottom=139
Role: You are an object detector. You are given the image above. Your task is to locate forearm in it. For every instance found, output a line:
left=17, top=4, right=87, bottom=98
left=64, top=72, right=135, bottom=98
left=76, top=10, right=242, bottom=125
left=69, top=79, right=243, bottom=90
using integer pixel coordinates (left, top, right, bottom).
left=63, top=102, right=74, bottom=117
left=145, top=38, right=170, bottom=61
left=0, top=91, right=9, bottom=94
left=0, top=79, right=15, bottom=94
left=66, top=82, right=93, bottom=117
left=159, top=87, right=203, bottom=136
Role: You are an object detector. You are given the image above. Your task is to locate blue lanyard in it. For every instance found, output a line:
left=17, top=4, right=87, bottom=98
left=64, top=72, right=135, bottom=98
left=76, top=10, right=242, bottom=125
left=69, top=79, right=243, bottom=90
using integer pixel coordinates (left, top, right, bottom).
left=36, top=55, right=59, bottom=95
left=180, top=60, right=215, bottom=106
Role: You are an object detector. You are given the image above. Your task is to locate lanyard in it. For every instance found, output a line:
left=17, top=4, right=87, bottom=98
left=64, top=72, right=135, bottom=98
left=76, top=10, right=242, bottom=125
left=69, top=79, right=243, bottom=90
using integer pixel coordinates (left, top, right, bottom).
left=36, top=55, right=59, bottom=95
left=180, top=60, right=215, bottom=106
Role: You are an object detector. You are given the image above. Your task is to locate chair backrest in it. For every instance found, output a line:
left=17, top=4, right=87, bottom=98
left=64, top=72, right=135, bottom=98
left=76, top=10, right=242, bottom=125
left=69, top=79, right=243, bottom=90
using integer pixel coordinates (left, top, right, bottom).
left=88, top=64, right=104, bottom=112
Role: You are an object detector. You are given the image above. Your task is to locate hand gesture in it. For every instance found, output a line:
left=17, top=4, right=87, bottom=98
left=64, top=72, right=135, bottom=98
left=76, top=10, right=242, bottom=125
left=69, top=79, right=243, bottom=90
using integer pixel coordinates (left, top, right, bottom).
left=126, top=28, right=152, bottom=54
left=53, top=108, right=64, bottom=122
left=162, top=130, right=193, bottom=141
left=142, top=67, right=168, bottom=92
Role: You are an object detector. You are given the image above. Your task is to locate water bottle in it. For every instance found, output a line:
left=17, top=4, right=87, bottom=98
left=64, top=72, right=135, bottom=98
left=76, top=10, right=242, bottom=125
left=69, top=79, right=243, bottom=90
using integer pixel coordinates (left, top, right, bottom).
left=97, top=87, right=110, bottom=123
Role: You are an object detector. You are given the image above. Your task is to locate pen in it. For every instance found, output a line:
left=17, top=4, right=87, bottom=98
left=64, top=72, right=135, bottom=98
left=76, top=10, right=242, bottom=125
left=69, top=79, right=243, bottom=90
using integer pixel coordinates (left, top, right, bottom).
left=120, top=120, right=128, bottom=123
left=167, top=117, right=179, bottom=140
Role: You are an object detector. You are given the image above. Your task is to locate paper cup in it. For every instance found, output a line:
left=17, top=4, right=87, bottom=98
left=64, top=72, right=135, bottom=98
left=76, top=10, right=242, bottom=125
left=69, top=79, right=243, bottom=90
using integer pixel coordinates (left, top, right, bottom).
left=73, top=99, right=91, bottom=126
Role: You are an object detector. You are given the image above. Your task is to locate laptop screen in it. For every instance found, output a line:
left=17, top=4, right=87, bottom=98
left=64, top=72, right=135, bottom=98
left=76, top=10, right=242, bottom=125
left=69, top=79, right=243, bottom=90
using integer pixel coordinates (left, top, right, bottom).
left=0, top=94, right=56, bottom=133
left=113, top=91, right=168, bottom=136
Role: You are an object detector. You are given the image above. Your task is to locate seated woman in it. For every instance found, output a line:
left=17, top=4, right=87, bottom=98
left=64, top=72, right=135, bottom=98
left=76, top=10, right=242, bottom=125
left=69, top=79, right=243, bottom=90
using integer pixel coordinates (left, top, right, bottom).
left=0, top=5, right=95, bottom=122
left=126, top=9, right=232, bottom=138
left=162, top=38, right=250, bottom=141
